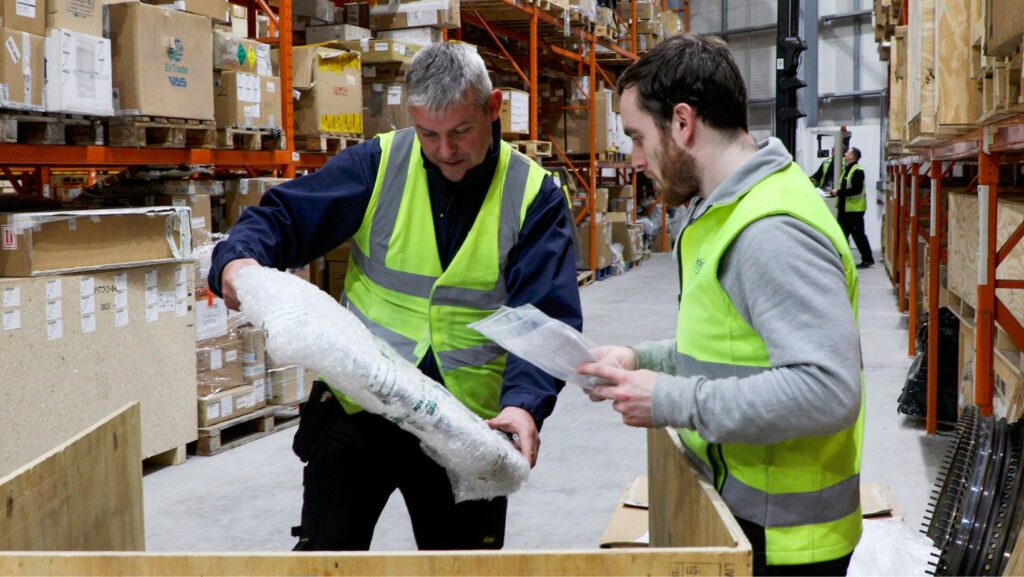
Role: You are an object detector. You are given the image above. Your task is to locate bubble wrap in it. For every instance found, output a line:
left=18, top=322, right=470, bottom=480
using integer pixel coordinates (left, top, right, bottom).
left=236, top=266, right=530, bottom=502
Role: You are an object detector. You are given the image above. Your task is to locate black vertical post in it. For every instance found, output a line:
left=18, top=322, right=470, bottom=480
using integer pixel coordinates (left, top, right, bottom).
left=775, top=0, right=805, bottom=155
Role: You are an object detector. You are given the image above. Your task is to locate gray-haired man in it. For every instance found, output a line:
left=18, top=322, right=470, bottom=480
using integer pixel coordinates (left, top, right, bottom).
left=209, top=43, right=581, bottom=550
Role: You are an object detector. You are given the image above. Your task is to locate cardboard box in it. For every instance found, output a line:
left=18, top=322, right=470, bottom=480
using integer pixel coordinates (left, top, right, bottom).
left=261, top=74, right=281, bottom=128
left=197, top=383, right=264, bottom=426
left=213, top=29, right=271, bottom=75
left=150, top=0, right=230, bottom=23
left=547, top=90, right=614, bottom=154
left=617, top=0, right=655, bottom=21
left=1, top=0, right=44, bottom=35
left=343, top=2, right=368, bottom=27
left=0, top=207, right=191, bottom=277
left=499, top=88, right=529, bottom=136
left=240, top=325, right=265, bottom=363
left=633, top=18, right=660, bottom=35
left=361, top=61, right=410, bottom=83
left=43, top=28, right=113, bottom=116
left=609, top=184, right=633, bottom=198
left=293, top=0, right=334, bottom=23
left=609, top=197, right=635, bottom=216
left=370, top=0, right=460, bottom=31
left=325, top=241, right=350, bottom=262
left=600, top=476, right=648, bottom=548
left=223, top=177, right=288, bottom=228
left=660, top=10, right=682, bottom=36
left=292, top=44, right=362, bottom=135
left=577, top=220, right=612, bottom=270
left=266, top=362, right=315, bottom=404
left=594, top=187, right=609, bottom=212
left=108, top=2, right=214, bottom=120
left=47, top=0, right=102, bottom=36
left=0, top=28, right=44, bottom=110
left=340, top=38, right=416, bottom=63
left=196, top=336, right=243, bottom=394
left=377, top=26, right=442, bottom=47
left=327, top=259, right=346, bottom=302
left=214, top=71, right=274, bottom=129
left=0, top=263, right=197, bottom=478
left=362, top=81, right=412, bottom=137
left=612, top=221, right=643, bottom=261
left=304, top=23, right=371, bottom=43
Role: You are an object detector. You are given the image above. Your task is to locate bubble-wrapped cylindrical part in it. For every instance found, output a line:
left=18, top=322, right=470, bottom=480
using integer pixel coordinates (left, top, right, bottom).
left=236, top=266, right=529, bottom=502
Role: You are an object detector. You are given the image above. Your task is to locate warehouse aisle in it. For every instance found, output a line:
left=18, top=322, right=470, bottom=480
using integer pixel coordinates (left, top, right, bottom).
left=144, top=204, right=945, bottom=551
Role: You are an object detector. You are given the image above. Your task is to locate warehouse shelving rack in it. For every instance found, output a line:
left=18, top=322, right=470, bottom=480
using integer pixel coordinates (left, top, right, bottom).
left=887, top=120, right=1024, bottom=435
left=0, top=0, right=298, bottom=195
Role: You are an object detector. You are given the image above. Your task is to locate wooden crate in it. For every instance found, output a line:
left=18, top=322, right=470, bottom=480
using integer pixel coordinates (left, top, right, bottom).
left=0, top=428, right=752, bottom=576
left=936, top=0, right=979, bottom=132
left=888, top=26, right=907, bottom=147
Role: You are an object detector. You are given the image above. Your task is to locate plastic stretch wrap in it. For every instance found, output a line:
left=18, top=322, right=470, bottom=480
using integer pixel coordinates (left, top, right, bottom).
left=848, top=518, right=936, bottom=576
left=236, top=266, right=529, bottom=502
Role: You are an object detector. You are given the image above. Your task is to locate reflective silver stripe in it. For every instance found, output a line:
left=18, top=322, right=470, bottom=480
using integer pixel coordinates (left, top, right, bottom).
left=682, top=443, right=714, bottom=481
left=436, top=342, right=507, bottom=372
left=345, top=298, right=419, bottom=362
left=370, top=128, right=416, bottom=263
left=675, top=351, right=768, bottom=379
left=721, top=473, right=861, bottom=529
left=350, top=241, right=436, bottom=299
left=432, top=150, right=531, bottom=309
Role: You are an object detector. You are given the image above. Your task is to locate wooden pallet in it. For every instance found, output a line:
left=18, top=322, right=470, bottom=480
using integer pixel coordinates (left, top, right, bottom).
left=509, top=139, right=553, bottom=158
left=108, top=116, right=217, bottom=149
left=216, top=126, right=287, bottom=151
left=595, top=265, right=612, bottom=281
left=577, top=270, right=594, bottom=288
left=192, top=402, right=304, bottom=457
left=530, top=0, right=567, bottom=16
left=298, top=133, right=364, bottom=154
left=0, top=111, right=105, bottom=145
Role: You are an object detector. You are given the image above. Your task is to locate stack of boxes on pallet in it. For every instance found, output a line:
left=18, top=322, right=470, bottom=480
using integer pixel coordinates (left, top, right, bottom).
left=576, top=184, right=646, bottom=271
left=0, top=205, right=197, bottom=478
left=614, top=0, right=682, bottom=54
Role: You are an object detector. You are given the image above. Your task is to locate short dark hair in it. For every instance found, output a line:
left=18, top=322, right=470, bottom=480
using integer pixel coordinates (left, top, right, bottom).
left=617, top=33, right=748, bottom=132
left=849, top=147, right=862, bottom=161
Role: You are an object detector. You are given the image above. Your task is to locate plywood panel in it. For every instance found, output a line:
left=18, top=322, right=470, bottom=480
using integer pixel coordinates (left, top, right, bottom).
left=936, top=0, right=979, bottom=127
left=888, top=28, right=907, bottom=143
left=0, top=403, right=144, bottom=551
left=907, top=0, right=924, bottom=121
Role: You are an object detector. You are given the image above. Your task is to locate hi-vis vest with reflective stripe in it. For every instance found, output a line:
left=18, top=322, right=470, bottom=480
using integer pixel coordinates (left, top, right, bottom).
left=337, top=128, right=546, bottom=418
left=838, top=163, right=867, bottom=213
left=815, top=156, right=834, bottom=189
left=676, top=162, right=864, bottom=566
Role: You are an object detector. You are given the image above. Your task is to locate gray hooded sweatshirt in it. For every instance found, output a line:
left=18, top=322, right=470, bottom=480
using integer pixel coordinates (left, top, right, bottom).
left=633, top=137, right=863, bottom=445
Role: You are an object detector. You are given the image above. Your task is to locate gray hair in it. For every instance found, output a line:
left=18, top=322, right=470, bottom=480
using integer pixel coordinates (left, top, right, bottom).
left=406, top=43, right=493, bottom=113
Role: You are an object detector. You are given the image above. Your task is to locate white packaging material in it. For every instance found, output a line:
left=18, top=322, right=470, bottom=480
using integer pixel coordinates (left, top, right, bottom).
left=848, top=518, right=936, bottom=576
left=43, top=29, right=113, bottom=116
left=470, top=304, right=613, bottom=392
left=377, top=27, right=442, bottom=47
left=236, top=266, right=529, bottom=502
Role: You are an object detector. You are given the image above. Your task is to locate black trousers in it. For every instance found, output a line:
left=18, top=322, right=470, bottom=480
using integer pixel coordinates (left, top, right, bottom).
left=837, top=211, right=874, bottom=264
left=292, top=382, right=508, bottom=551
left=736, top=518, right=853, bottom=576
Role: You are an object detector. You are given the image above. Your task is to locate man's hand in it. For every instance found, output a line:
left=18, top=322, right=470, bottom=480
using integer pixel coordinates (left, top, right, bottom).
left=486, top=406, right=540, bottom=468
left=576, top=361, right=657, bottom=428
left=221, top=258, right=261, bottom=310
left=590, top=345, right=637, bottom=371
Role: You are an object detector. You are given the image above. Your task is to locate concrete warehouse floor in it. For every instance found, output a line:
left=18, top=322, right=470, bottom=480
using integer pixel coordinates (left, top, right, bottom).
left=144, top=199, right=947, bottom=552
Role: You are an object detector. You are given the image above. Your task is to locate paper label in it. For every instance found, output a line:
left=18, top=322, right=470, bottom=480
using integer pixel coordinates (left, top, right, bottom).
left=3, top=287, right=20, bottom=308
left=387, top=85, right=403, bottom=105
left=175, top=280, right=188, bottom=299
left=81, top=294, right=95, bottom=315
left=145, top=286, right=158, bottom=305
left=115, top=308, right=129, bottom=327
left=15, top=0, right=36, bottom=17
left=295, top=379, right=303, bottom=400
left=115, top=272, right=128, bottom=291
left=3, top=309, right=20, bottom=331
left=114, top=291, right=128, bottom=309
left=175, top=300, right=188, bottom=317
left=407, top=10, right=438, bottom=26
left=79, top=277, right=94, bottom=297
left=158, top=292, right=176, bottom=313
left=81, top=312, right=96, bottom=334
left=363, top=66, right=376, bottom=77
left=45, top=280, right=60, bottom=303
left=1, top=225, right=15, bottom=250
left=254, top=380, right=265, bottom=400
left=220, top=396, right=233, bottom=417
left=175, top=267, right=186, bottom=285
left=266, top=82, right=276, bottom=94
left=67, top=217, right=77, bottom=231
left=145, top=304, right=158, bottom=323
left=145, top=270, right=158, bottom=289
left=226, top=349, right=238, bottom=363
left=211, top=348, right=223, bottom=370
left=374, top=41, right=389, bottom=52
left=206, top=404, right=220, bottom=421
left=191, top=216, right=206, bottom=229
left=5, top=37, right=20, bottom=64
left=46, top=299, right=62, bottom=322
left=47, top=319, right=63, bottom=340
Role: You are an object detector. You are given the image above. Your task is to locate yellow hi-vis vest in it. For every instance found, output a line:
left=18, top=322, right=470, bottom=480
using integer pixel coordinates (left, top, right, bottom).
left=337, top=128, right=546, bottom=418
left=675, top=161, right=864, bottom=566
left=838, top=163, right=867, bottom=213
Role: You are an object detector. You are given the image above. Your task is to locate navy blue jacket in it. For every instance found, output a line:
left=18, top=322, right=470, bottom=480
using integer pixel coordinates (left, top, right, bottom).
left=209, top=121, right=582, bottom=427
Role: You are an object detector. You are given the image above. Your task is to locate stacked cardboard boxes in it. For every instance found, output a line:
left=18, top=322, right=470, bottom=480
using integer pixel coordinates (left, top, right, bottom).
left=212, top=29, right=282, bottom=129
left=292, top=43, right=363, bottom=136
left=0, top=0, right=45, bottom=110
left=616, top=0, right=662, bottom=53
left=223, top=177, right=288, bottom=228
